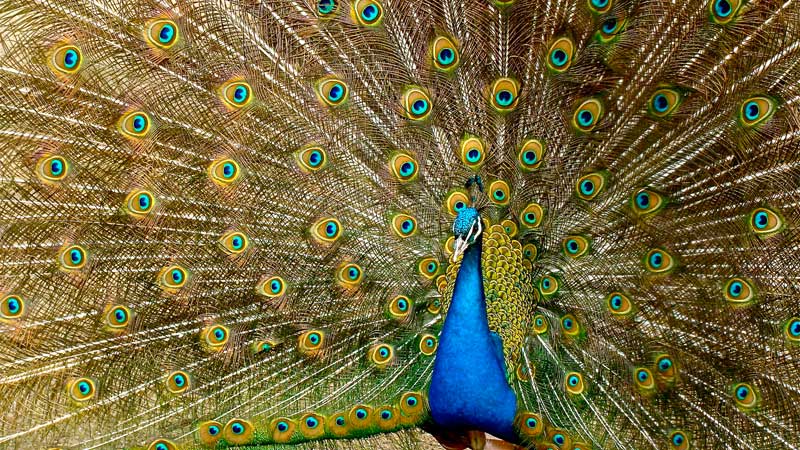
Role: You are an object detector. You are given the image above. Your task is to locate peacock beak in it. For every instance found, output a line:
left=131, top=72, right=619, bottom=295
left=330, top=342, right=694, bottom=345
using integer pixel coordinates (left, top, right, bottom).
left=451, top=219, right=482, bottom=263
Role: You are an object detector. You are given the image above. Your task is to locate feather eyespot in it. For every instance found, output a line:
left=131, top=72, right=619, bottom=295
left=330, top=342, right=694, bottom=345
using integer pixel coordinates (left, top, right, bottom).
left=208, top=158, right=241, bottom=185
left=36, top=155, right=69, bottom=183
left=257, top=276, right=287, bottom=298
left=219, top=231, right=249, bottom=255
left=316, top=0, right=338, bottom=17
left=548, top=430, right=571, bottom=448
left=539, top=275, right=559, bottom=298
left=784, top=317, right=800, bottom=343
left=631, top=189, right=665, bottom=215
left=710, top=0, right=742, bottom=24
left=634, top=368, right=655, bottom=392
left=655, top=354, right=676, bottom=382
left=271, top=418, right=296, bottom=442
left=296, top=146, right=328, bottom=172
left=311, top=217, right=343, bottom=244
left=388, top=295, right=412, bottom=320
left=59, top=244, right=87, bottom=271
left=198, top=421, right=224, bottom=445
left=515, top=412, right=543, bottom=438
left=459, top=136, right=486, bottom=169
left=327, top=413, right=349, bottom=437
left=501, top=219, right=518, bottom=238
left=606, top=292, right=633, bottom=316
left=349, top=405, right=373, bottom=428
left=749, top=207, right=783, bottom=236
left=445, top=191, right=469, bottom=216
left=419, top=334, right=438, bottom=355
left=219, top=80, right=253, bottom=109
left=575, top=172, right=607, bottom=201
left=148, top=439, right=177, bottom=450
left=118, top=111, right=152, bottom=138
left=316, top=77, right=349, bottom=106
left=572, top=98, right=603, bottom=132
left=417, top=257, right=440, bottom=279
left=202, top=325, right=229, bottom=350
left=157, top=265, right=188, bottom=291
left=1, top=294, right=25, bottom=320
left=518, top=139, right=545, bottom=171
left=49, top=44, right=82, bottom=75
left=489, top=78, right=519, bottom=112
left=298, top=330, right=325, bottom=357
left=145, top=19, right=179, bottom=49
left=252, top=339, right=277, bottom=355
left=522, top=244, right=538, bottom=262
left=740, top=96, right=775, bottom=127
left=487, top=180, right=511, bottom=206
left=391, top=214, right=418, bottom=238
left=223, top=419, right=254, bottom=444
left=533, top=314, right=548, bottom=334
left=389, top=153, right=419, bottom=182
left=723, top=277, right=754, bottom=304
left=299, top=413, right=325, bottom=438
left=399, top=392, right=425, bottom=421
left=432, top=36, right=459, bottom=71
left=376, top=406, right=399, bottom=430
left=644, top=248, right=676, bottom=273
left=560, top=314, right=580, bottom=336
left=401, top=87, right=432, bottom=121
left=546, top=37, right=575, bottom=72
left=562, top=235, right=589, bottom=258
left=336, top=262, right=363, bottom=289
left=649, top=88, right=682, bottom=117
left=368, top=343, right=395, bottom=368
left=565, top=372, right=585, bottom=395
left=597, top=15, right=627, bottom=42
left=165, top=370, right=191, bottom=394
left=669, top=431, right=690, bottom=450
left=732, top=382, right=758, bottom=410
left=68, top=377, right=96, bottom=402
left=125, top=189, right=155, bottom=217
left=105, top=305, right=130, bottom=329
left=587, top=0, right=612, bottom=13
left=353, top=0, right=383, bottom=26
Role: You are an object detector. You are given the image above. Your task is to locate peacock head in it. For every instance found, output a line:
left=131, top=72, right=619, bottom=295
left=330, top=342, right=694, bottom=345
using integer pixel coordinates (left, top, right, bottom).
left=451, top=206, right=482, bottom=262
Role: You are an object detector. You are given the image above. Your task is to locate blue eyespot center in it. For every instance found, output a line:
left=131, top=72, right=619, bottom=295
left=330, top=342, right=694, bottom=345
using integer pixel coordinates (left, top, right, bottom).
left=270, top=280, right=281, bottom=293
left=568, top=376, right=579, bottom=386
left=650, top=252, right=663, bottom=268
left=578, top=110, right=594, bottom=126
left=356, top=408, right=368, bottom=419
left=543, top=278, right=551, bottom=289
left=397, top=299, right=408, bottom=310
left=318, top=0, right=336, bottom=14
left=554, top=434, right=565, bottom=445
left=159, top=24, right=175, bottom=43
left=401, top=220, right=413, bottom=232
left=7, top=298, right=20, bottom=314
left=407, top=397, right=417, bottom=406
left=659, top=358, right=673, bottom=371
left=789, top=320, right=800, bottom=336
left=438, top=48, right=455, bottom=65
left=427, top=262, right=437, bottom=272
left=336, top=416, right=345, bottom=425
left=653, top=94, right=669, bottom=112
left=277, top=421, right=288, bottom=432
left=550, top=49, right=567, bottom=66
left=400, top=161, right=415, bottom=176
left=467, top=148, right=480, bottom=162
left=348, top=267, right=359, bottom=279
left=754, top=211, right=768, bottom=228
left=381, top=410, right=391, bottom=419
left=729, top=281, right=743, bottom=296
left=745, top=101, right=759, bottom=120
left=325, top=221, right=338, bottom=237
left=50, top=159, right=64, bottom=176
left=673, top=433, right=685, bottom=445
left=362, top=4, right=378, bottom=21
left=736, top=386, right=749, bottom=400
left=563, top=318, right=573, bottom=329
left=132, top=115, right=147, bottom=132
left=611, top=295, right=622, bottom=309
left=592, top=0, right=609, bottom=7
left=233, top=85, right=248, bottom=103
left=412, top=99, right=429, bottom=115
left=379, top=347, right=389, bottom=358
left=155, top=444, right=168, bottom=450
left=636, top=192, right=650, bottom=208
left=715, top=0, right=732, bottom=17
left=566, top=239, right=579, bottom=253
left=171, top=269, right=183, bottom=283
left=526, top=417, right=537, bottom=428
left=306, top=417, right=318, bottom=428
left=309, top=150, right=322, bottom=166
left=214, top=329, right=225, bottom=340
left=496, top=90, right=514, bottom=107
left=309, top=332, right=320, bottom=344
left=222, top=162, right=235, bottom=178
left=426, top=338, right=434, bottom=347
left=602, top=18, right=618, bottom=33
left=173, top=374, right=185, bottom=386
left=523, top=150, right=537, bottom=164
left=78, top=381, right=91, bottom=394
left=114, top=308, right=126, bottom=322
left=208, top=425, right=220, bottom=435
left=580, top=179, right=595, bottom=195
left=328, top=83, right=344, bottom=102
left=637, top=370, right=649, bottom=382
left=494, top=189, right=505, bottom=200
left=64, top=49, right=79, bottom=69
left=70, top=249, right=83, bottom=264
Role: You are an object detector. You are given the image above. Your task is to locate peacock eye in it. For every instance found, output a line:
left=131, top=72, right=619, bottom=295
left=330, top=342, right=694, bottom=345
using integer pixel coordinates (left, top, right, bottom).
left=539, top=275, right=559, bottom=297
left=166, top=370, right=191, bottom=394
left=36, top=155, right=69, bottom=182
left=749, top=207, right=783, bottom=236
left=606, top=292, right=633, bottom=316
left=445, top=191, right=470, bottom=216
left=223, top=419, right=254, bottom=444
left=533, top=314, right=548, bottom=334
left=649, top=88, right=682, bottom=117
left=202, top=325, right=229, bottom=349
left=68, top=377, right=96, bottom=402
left=336, top=262, right=363, bottom=288
left=146, top=19, right=179, bottom=49
left=516, top=412, right=543, bottom=438
left=298, top=329, right=326, bottom=356
left=575, top=172, right=607, bottom=201
left=125, top=189, right=155, bottom=217
left=417, top=257, right=440, bottom=279
left=731, top=382, right=757, bottom=409
left=118, top=111, right=152, bottom=138
left=388, top=295, right=413, bottom=320
left=369, top=343, right=395, bottom=367
left=587, top=0, right=611, bottom=13
left=522, top=244, right=537, bottom=262
left=218, top=80, right=253, bottom=108
left=518, top=139, right=545, bottom=171
left=59, top=245, right=87, bottom=271
left=50, top=44, right=82, bottom=75
left=148, top=439, right=177, bottom=450
left=669, top=431, right=689, bottom=450
left=316, top=77, right=349, bottom=106
left=157, top=264, right=188, bottom=290
left=488, top=180, right=511, bottom=205
left=257, top=276, right=286, bottom=298
left=391, top=214, right=418, bottom=238
left=401, top=87, right=432, bottom=121
left=785, top=317, right=800, bottom=342
left=106, top=305, right=131, bottom=328
left=311, top=217, right=343, bottom=244
left=564, top=372, right=585, bottom=394
left=634, top=368, right=655, bottom=391
left=562, top=235, right=589, bottom=258
left=296, top=146, right=328, bottom=172
left=459, top=136, right=486, bottom=168
left=353, top=0, right=383, bottom=26
left=546, top=37, right=575, bottom=72
left=631, top=189, right=665, bottom=215
left=389, top=153, right=419, bottom=182
left=710, top=0, right=742, bottom=24
left=572, top=98, right=603, bottom=131
left=644, top=247, right=676, bottom=273
left=561, top=314, right=580, bottom=337
left=432, top=36, right=459, bottom=71
left=490, top=78, right=519, bottom=112
left=1, top=294, right=25, bottom=319
left=198, top=421, right=224, bottom=444
left=419, top=333, right=438, bottom=355
left=723, top=277, right=754, bottom=304
left=316, top=0, right=338, bottom=16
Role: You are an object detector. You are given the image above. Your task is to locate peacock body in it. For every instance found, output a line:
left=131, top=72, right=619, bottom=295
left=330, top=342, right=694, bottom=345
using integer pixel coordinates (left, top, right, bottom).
left=1, top=0, right=800, bottom=449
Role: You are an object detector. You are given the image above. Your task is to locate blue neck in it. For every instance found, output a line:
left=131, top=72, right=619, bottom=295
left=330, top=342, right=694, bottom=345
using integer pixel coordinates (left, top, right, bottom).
left=428, top=238, right=518, bottom=441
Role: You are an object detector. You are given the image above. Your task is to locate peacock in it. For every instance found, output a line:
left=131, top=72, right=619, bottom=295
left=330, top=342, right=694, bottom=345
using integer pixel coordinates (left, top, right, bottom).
left=2, top=0, right=800, bottom=448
